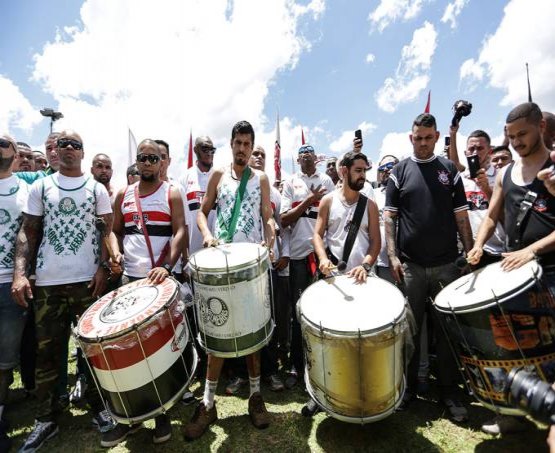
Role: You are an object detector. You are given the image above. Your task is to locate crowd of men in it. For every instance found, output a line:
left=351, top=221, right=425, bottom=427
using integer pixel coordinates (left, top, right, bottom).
left=0, top=101, right=554, bottom=451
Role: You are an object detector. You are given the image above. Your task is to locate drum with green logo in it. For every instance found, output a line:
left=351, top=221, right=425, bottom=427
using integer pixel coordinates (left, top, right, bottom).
left=187, top=243, right=274, bottom=358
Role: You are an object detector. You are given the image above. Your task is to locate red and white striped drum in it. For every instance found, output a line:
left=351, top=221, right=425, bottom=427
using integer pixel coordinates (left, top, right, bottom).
left=76, top=277, right=197, bottom=424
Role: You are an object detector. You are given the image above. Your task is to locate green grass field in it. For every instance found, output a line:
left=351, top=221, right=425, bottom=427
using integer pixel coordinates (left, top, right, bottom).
left=5, top=357, right=550, bottom=453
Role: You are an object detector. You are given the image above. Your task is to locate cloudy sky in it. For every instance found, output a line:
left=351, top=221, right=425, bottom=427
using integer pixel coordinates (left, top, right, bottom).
left=1, top=0, right=554, bottom=186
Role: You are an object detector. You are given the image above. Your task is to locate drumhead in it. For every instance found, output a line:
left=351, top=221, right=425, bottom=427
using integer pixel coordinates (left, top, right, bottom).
left=434, top=260, right=543, bottom=313
left=188, top=243, right=268, bottom=273
left=77, top=278, right=179, bottom=340
left=299, top=275, right=406, bottom=334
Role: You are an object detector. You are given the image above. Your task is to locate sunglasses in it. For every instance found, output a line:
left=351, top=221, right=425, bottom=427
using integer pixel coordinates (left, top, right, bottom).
left=199, top=146, right=216, bottom=155
left=378, top=162, right=396, bottom=172
left=0, top=138, right=13, bottom=150
left=137, top=153, right=160, bottom=164
left=58, top=138, right=83, bottom=150
left=298, top=145, right=315, bottom=154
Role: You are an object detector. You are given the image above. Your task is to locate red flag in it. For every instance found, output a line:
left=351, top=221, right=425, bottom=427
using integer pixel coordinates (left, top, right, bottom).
left=424, top=90, right=431, bottom=113
left=187, top=130, right=193, bottom=169
left=301, top=128, right=306, bottom=145
left=274, top=113, right=282, bottom=182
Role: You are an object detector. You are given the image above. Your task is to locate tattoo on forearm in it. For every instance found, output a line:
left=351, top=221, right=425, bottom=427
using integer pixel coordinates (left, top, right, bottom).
left=384, top=215, right=398, bottom=258
left=15, top=214, right=43, bottom=276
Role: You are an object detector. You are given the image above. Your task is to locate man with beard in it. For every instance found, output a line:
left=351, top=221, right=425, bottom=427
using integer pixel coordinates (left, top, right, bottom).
left=12, top=130, right=115, bottom=451
left=384, top=113, right=473, bottom=421
left=34, top=151, right=48, bottom=172
left=468, top=103, right=555, bottom=435
left=184, top=121, right=275, bottom=440
left=314, top=152, right=380, bottom=281
left=280, top=143, right=335, bottom=414
left=106, top=139, right=187, bottom=447
left=12, top=142, right=36, bottom=172
left=90, top=153, right=114, bottom=201
left=16, top=133, right=60, bottom=184
left=0, top=134, right=30, bottom=452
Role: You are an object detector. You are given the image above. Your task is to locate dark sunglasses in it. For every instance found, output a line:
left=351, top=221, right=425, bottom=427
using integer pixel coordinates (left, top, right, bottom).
left=199, top=146, right=216, bottom=155
left=58, top=138, right=83, bottom=150
left=378, top=162, right=396, bottom=172
left=137, top=153, right=160, bottom=164
left=0, top=139, right=13, bottom=150
left=298, top=145, right=315, bottom=154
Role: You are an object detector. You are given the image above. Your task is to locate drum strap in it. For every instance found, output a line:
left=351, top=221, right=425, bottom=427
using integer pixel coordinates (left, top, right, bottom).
left=133, top=185, right=171, bottom=268
left=342, top=193, right=368, bottom=263
left=514, top=190, right=538, bottom=247
left=217, top=166, right=251, bottom=243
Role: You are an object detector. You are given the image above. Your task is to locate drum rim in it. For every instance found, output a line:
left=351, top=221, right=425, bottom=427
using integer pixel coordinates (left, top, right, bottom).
left=76, top=277, right=181, bottom=342
left=187, top=243, right=269, bottom=274
left=434, top=267, right=542, bottom=314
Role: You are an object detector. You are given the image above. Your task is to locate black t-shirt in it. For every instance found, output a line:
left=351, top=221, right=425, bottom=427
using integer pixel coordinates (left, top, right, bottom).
left=502, top=159, right=555, bottom=266
left=385, top=155, right=468, bottom=266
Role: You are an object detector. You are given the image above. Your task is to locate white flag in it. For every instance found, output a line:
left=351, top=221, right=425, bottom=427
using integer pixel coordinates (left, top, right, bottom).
left=128, top=127, right=138, bottom=166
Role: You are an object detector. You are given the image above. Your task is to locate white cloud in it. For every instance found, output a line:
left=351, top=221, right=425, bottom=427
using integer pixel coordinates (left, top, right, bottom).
left=329, top=121, right=377, bottom=154
left=0, top=75, right=42, bottom=134
left=375, top=21, right=437, bottom=113
left=441, top=0, right=469, bottom=29
left=365, top=53, right=376, bottom=64
left=459, top=58, right=484, bottom=87
left=368, top=0, right=429, bottom=33
left=459, top=0, right=555, bottom=110
left=28, top=0, right=323, bottom=187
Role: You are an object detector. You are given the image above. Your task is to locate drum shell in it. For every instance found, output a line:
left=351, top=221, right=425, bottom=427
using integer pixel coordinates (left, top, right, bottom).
left=435, top=272, right=555, bottom=415
left=77, top=281, right=197, bottom=424
left=302, top=320, right=406, bottom=422
left=189, top=245, right=274, bottom=357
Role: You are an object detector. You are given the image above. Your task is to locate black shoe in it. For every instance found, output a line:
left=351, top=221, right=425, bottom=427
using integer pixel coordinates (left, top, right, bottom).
left=153, top=414, right=172, bottom=444
left=301, top=398, right=321, bottom=417
left=396, top=392, right=415, bottom=411
left=100, top=422, right=142, bottom=448
left=19, top=420, right=59, bottom=452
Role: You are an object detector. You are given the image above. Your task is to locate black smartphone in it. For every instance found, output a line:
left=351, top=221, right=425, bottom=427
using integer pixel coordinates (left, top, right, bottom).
left=354, top=129, right=362, bottom=144
left=444, top=137, right=450, bottom=147
left=467, top=154, right=481, bottom=178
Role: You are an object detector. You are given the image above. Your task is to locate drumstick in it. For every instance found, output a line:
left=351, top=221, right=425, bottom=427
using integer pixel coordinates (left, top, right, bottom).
left=329, top=261, right=347, bottom=272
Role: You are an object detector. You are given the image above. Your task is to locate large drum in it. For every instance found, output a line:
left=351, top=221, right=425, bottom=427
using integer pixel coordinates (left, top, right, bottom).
left=435, top=261, right=555, bottom=415
left=76, top=277, right=197, bottom=424
left=188, top=243, right=274, bottom=358
left=298, top=275, right=408, bottom=423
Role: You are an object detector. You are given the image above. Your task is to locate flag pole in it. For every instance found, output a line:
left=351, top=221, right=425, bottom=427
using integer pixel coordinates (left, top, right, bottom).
left=526, top=63, right=532, bottom=102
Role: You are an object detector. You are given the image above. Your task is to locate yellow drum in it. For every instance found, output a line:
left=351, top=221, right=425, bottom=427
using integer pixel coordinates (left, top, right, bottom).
left=299, top=275, right=408, bottom=423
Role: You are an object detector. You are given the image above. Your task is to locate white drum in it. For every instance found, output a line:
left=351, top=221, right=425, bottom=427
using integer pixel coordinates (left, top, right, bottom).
left=298, top=275, right=408, bottom=423
left=187, top=243, right=274, bottom=358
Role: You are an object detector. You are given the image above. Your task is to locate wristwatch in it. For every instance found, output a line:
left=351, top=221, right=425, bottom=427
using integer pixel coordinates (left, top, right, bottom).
left=162, top=263, right=172, bottom=274
left=361, top=263, right=372, bottom=273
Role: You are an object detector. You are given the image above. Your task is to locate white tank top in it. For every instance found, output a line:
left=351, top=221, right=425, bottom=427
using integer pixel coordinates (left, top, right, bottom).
left=327, top=191, right=370, bottom=272
left=214, top=167, right=263, bottom=244
left=121, top=181, right=173, bottom=277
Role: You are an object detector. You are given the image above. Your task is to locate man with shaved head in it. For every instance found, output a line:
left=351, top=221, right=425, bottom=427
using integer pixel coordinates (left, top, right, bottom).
left=13, top=130, right=116, bottom=451
left=12, top=142, right=35, bottom=172
left=91, top=153, right=114, bottom=200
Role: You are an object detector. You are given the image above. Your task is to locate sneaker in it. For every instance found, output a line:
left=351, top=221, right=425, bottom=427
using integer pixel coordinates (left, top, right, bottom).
left=19, top=420, right=59, bottom=452
left=100, top=422, right=142, bottom=448
left=153, top=414, right=172, bottom=444
left=70, top=374, right=87, bottom=406
left=301, top=398, right=321, bottom=417
left=182, top=390, right=197, bottom=406
left=225, top=377, right=248, bottom=395
left=284, top=371, right=298, bottom=390
left=267, top=374, right=285, bottom=392
left=442, top=398, right=468, bottom=423
left=248, top=392, right=271, bottom=429
left=92, top=409, right=115, bottom=433
left=183, top=402, right=218, bottom=441
left=481, top=414, right=534, bottom=435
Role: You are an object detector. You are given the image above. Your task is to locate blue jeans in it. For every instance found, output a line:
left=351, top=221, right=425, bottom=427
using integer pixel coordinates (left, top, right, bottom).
left=0, top=282, right=27, bottom=370
left=402, top=261, right=461, bottom=398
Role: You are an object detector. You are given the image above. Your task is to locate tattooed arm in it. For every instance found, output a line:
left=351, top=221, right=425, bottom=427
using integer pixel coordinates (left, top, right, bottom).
left=12, top=213, right=43, bottom=308
left=384, top=210, right=404, bottom=283
left=455, top=210, right=474, bottom=254
left=89, top=212, right=114, bottom=298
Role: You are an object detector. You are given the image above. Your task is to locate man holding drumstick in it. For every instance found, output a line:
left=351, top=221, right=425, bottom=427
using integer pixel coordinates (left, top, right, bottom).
left=468, top=102, right=555, bottom=435
left=183, top=121, right=275, bottom=440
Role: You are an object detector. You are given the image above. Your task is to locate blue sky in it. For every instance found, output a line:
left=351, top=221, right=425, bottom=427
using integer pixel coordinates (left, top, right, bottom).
left=1, top=0, right=553, bottom=185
